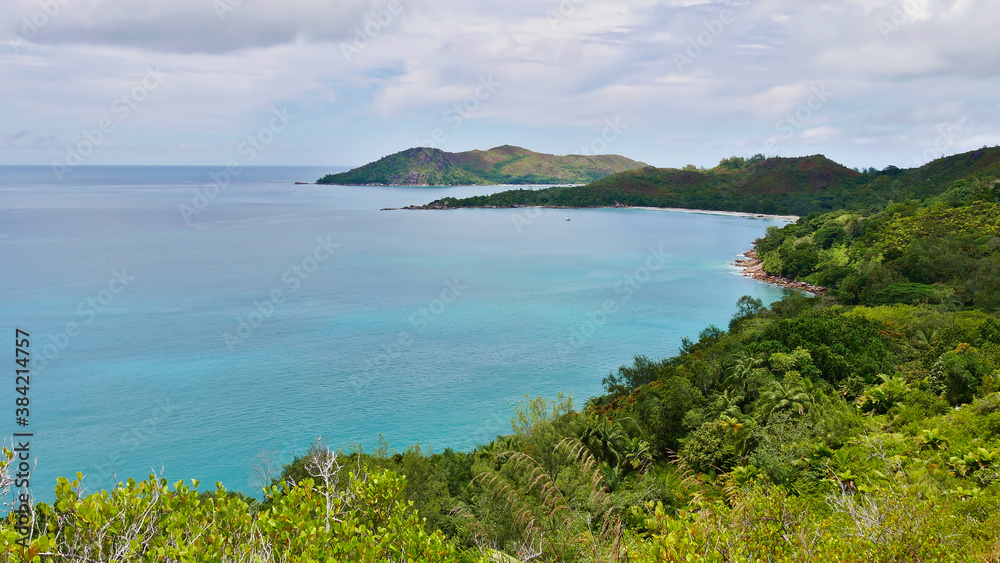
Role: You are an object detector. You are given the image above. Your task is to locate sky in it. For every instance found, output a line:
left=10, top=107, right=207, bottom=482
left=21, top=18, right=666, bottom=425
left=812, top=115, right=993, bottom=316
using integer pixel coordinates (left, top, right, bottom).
left=1, top=0, right=998, bottom=170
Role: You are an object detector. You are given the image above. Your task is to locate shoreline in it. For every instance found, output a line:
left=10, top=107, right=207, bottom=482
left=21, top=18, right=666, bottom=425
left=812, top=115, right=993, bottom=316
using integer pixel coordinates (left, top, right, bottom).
left=734, top=249, right=827, bottom=295
left=383, top=202, right=799, bottom=222
left=617, top=206, right=798, bottom=222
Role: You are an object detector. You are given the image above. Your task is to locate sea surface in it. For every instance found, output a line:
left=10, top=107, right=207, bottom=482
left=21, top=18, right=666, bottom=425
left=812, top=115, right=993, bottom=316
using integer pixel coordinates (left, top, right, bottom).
left=0, top=165, right=788, bottom=501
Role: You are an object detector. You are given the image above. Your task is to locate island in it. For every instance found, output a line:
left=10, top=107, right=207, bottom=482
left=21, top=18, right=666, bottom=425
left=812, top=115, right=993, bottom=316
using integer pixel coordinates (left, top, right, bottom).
left=316, top=144, right=648, bottom=186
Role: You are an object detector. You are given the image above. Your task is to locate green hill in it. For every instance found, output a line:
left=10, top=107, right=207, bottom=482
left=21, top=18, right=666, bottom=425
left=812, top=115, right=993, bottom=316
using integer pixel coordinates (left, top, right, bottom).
left=316, top=145, right=648, bottom=186
left=849, top=145, right=1000, bottom=207
left=755, top=167, right=1000, bottom=308
left=426, top=147, right=1000, bottom=216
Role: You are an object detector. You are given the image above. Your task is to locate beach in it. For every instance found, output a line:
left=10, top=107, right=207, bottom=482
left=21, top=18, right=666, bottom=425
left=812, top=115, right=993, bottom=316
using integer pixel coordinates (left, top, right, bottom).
left=389, top=201, right=800, bottom=222
left=620, top=206, right=799, bottom=222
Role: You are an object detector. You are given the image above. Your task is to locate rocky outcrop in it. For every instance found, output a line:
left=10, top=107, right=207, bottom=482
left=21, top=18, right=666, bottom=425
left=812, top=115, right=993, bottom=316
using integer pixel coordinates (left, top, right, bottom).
left=381, top=199, right=455, bottom=211
left=735, top=249, right=827, bottom=295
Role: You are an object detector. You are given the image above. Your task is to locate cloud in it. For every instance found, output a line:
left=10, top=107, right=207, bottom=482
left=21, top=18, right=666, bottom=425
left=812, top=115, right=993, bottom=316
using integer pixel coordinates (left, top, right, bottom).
left=1, top=0, right=997, bottom=167
left=2, top=0, right=380, bottom=53
left=0, top=129, right=63, bottom=150
left=800, top=126, right=841, bottom=141
left=0, top=130, right=31, bottom=145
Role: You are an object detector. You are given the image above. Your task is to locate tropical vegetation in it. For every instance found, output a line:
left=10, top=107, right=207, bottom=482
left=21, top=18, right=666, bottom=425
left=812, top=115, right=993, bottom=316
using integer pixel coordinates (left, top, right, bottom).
left=317, top=145, right=647, bottom=186
left=430, top=146, right=1000, bottom=217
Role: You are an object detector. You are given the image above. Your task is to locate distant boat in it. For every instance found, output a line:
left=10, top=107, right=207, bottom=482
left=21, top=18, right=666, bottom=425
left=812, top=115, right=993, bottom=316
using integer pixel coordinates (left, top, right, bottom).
left=565, top=216, right=571, bottom=221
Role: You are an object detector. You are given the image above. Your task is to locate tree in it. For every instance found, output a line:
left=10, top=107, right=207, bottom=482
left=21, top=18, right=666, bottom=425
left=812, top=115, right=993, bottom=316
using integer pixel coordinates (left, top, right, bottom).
left=468, top=439, right=623, bottom=562
left=680, top=421, right=738, bottom=474
left=758, top=380, right=815, bottom=422
left=639, top=376, right=704, bottom=455
left=855, top=373, right=908, bottom=414
left=602, top=355, right=663, bottom=395
left=780, top=241, right=819, bottom=278
left=738, top=296, right=765, bottom=320
left=931, top=344, right=992, bottom=405
left=579, top=418, right=629, bottom=469
left=5, top=463, right=465, bottom=562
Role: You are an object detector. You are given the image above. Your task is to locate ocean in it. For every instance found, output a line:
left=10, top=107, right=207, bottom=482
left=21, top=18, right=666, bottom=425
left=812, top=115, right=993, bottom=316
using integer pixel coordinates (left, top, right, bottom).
left=0, top=165, right=788, bottom=501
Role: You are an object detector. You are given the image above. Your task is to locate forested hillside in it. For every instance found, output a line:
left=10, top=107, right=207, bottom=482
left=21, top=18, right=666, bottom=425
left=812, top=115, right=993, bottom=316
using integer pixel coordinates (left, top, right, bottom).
left=755, top=174, right=1000, bottom=308
left=428, top=146, right=1000, bottom=217
left=317, top=145, right=647, bottom=186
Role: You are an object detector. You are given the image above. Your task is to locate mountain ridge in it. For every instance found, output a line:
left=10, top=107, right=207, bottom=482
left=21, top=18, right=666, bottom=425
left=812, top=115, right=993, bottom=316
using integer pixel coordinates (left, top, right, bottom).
left=418, top=147, right=1000, bottom=216
left=317, top=145, right=649, bottom=186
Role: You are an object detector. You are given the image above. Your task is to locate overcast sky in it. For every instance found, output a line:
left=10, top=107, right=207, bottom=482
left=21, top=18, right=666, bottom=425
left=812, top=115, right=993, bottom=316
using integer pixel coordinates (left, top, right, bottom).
left=2, top=0, right=997, bottom=169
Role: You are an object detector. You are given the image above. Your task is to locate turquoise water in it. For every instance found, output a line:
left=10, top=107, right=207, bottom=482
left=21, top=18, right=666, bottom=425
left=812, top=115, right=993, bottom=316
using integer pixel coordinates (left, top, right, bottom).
left=0, top=166, right=787, bottom=501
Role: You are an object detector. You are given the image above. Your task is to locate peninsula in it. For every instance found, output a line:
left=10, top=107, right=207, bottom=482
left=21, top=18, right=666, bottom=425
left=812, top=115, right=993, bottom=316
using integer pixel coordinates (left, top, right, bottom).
left=405, top=148, right=1000, bottom=217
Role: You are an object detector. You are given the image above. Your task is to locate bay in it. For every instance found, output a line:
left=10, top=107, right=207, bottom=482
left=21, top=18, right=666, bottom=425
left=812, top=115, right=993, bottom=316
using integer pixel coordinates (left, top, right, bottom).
left=0, top=165, right=788, bottom=501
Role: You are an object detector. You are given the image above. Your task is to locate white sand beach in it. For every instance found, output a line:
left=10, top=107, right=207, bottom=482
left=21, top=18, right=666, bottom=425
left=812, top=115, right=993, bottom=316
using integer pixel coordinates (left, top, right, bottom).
left=619, top=206, right=799, bottom=222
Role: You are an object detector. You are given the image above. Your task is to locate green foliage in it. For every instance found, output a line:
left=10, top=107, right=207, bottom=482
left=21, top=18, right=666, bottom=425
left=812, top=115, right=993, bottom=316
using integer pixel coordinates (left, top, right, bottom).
left=318, top=145, right=647, bottom=186
left=716, top=154, right=764, bottom=171
left=510, top=393, right=575, bottom=436
left=856, top=374, right=908, bottom=414
left=980, top=317, right=1000, bottom=344
left=754, top=307, right=895, bottom=384
left=779, top=239, right=820, bottom=278
left=872, top=282, right=936, bottom=305
left=602, top=355, right=666, bottom=396
left=0, top=466, right=466, bottom=562
left=680, top=421, right=738, bottom=475
left=931, top=344, right=994, bottom=405
left=628, top=375, right=705, bottom=456
left=436, top=153, right=868, bottom=215
left=633, top=483, right=974, bottom=562
left=755, top=179, right=1000, bottom=308
left=466, top=438, right=624, bottom=561
left=729, top=295, right=764, bottom=332
left=426, top=148, right=1000, bottom=216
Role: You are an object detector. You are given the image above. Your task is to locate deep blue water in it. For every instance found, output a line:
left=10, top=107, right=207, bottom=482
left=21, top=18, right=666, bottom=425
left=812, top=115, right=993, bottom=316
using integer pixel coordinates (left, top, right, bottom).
left=0, top=165, right=788, bottom=501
